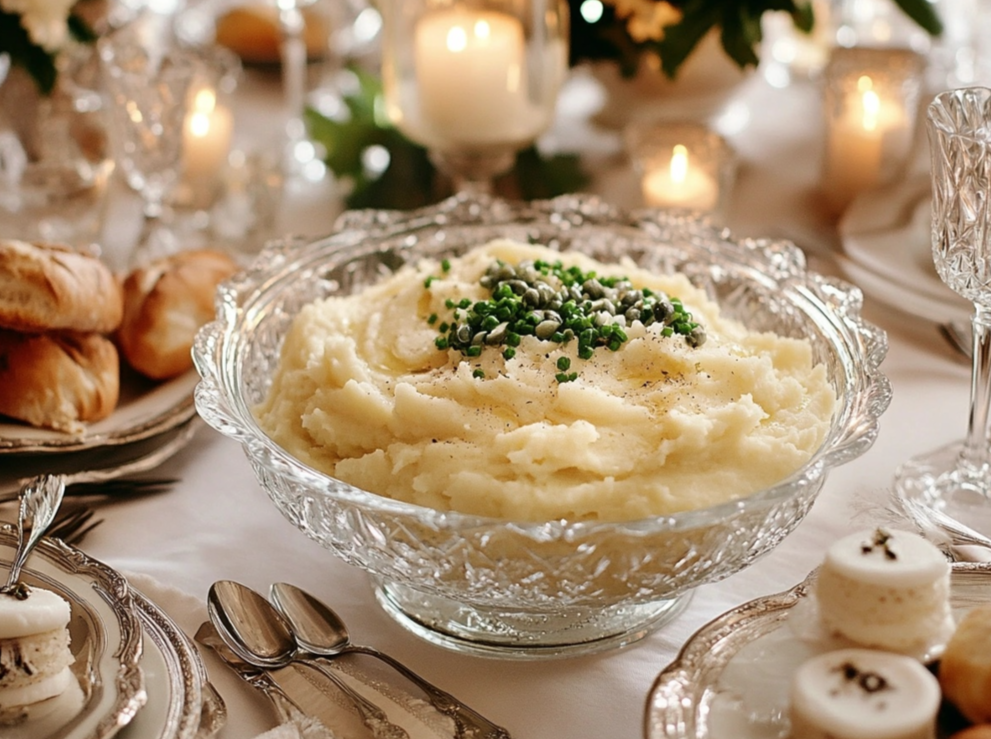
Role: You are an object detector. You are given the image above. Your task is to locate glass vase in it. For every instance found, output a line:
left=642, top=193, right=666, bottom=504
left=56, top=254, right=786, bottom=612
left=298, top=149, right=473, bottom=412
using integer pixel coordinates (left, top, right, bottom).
left=0, top=46, right=114, bottom=249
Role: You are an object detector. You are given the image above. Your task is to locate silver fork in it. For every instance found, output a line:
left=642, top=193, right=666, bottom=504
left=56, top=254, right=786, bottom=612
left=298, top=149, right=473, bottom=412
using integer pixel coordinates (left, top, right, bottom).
left=0, top=419, right=197, bottom=501
left=897, top=492, right=991, bottom=561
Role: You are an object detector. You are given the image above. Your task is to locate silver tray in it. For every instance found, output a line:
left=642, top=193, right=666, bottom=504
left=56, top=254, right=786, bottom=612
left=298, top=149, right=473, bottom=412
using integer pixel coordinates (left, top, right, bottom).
left=0, top=527, right=145, bottom=739
left=645, top=562, right=991, bottom=739
left=0, top=370, right=198, bottom=455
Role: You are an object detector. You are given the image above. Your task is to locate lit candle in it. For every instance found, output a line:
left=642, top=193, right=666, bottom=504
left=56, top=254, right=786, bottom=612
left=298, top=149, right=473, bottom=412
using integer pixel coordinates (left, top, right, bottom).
left=642, top=144, right=719, bottom=211
left=411, top=8, right=543, bottom=147
left=182, top=86, right=234, bottom=203
left=823, top=74, right=909, bottom=210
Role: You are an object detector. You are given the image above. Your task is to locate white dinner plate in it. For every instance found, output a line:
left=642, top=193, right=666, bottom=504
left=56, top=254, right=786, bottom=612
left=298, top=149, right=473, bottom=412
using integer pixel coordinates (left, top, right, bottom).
left=644, top=562, right=991, bottom=739
left=839, top=172, right=970, bottom=325
left=0, top=527, right=145, bottom=739
left=0, top=369, right=198, bottom=456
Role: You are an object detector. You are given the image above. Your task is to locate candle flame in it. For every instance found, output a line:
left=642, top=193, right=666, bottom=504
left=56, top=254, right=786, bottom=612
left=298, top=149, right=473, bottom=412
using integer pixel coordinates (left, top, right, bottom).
left=193, top=88, right=217, bottom=114
left=446, top=25, right=468, bottom=52
left=670, top=144, right=689, bottom=185
left=189, top=111, right=211, bottom=138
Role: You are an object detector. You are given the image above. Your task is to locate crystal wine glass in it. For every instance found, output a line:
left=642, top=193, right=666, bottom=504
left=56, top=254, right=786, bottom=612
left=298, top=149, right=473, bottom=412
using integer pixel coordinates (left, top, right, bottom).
left=379, top=0, right=568, bottom=195
left=894, top=86, right=991, bottom=535
left=98, top=27, right=195, bottom=265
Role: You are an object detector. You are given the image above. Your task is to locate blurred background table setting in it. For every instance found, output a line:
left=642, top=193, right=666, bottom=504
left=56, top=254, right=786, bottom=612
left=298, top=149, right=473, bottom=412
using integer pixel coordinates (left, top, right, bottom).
left=3, top=0, right=991, bottom=737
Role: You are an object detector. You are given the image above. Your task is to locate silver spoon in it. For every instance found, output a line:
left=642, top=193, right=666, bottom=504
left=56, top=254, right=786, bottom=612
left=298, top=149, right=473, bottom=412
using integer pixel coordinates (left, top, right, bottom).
left=207, top=580, right=410, bottom=739
left=270, top=582, right=512, bottom=739
left=1, top=474, right=66, bottom=596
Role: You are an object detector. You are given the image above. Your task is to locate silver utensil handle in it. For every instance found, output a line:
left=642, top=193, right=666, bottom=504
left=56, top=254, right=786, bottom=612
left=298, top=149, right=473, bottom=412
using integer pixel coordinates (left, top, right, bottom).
left=338, top=646, right=512, bottom=739
left=298, top=660, right=410, bottom=739
left=3, top=474, right=66, bottom=590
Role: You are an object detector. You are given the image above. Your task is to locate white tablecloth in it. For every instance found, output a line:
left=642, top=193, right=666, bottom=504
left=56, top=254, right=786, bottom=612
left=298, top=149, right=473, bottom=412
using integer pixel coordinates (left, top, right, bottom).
left=80, top=67, right=972, bottom=739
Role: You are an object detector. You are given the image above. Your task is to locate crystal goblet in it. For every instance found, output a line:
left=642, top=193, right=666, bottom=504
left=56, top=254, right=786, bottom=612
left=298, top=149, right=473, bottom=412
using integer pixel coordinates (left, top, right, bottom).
left=98, top=28, right=195, bottom=264
left=895, top=86, right=991, bottom=535
left=379, top=0, right=568, bottom=195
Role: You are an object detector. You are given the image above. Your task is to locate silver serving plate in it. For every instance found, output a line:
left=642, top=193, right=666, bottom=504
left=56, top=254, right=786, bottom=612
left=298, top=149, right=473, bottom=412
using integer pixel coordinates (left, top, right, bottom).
left=0, top=370, right=198, bottom=455
left=0, top=527, right=145, bottom=739
left=119, top=587, right=224, bottom=739
left=645, top=562, right=991, bottom=739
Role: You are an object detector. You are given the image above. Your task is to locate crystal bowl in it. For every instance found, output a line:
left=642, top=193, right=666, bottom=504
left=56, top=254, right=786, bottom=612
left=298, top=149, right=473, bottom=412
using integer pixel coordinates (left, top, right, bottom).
left=192, top=194, right=891, bottom=659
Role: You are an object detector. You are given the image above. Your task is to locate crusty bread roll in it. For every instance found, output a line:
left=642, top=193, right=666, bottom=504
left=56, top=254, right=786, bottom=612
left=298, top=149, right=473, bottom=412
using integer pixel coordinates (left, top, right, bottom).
left=950, top=724, right=991, bottom=739
left=940, top=604, right=991, bottom=725
left=118, top=249, right=238, bottom=380
left=0, top=240, right=123, bottom=333
left=950, top=727, right=991, bottom=739
left=0, top=330, right=119, bottom=433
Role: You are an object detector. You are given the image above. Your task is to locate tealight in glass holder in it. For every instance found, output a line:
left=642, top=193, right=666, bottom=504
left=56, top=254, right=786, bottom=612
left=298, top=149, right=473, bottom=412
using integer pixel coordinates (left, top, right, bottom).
left=175, top=45, right=241, bottom=211
left=625, top=121, right=735, bottom=218
left=379, top=0, right=569, bottom=194
left=820, top=46, right=925, bottom=213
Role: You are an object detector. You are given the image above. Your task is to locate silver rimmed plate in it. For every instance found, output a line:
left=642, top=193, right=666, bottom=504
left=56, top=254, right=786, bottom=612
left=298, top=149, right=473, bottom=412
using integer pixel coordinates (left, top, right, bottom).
left=117, top=587, right=223, bottom=739
left=645, top=562, right=991, bottom=739
left=0, top=420, right=202, bottom=499
left=0, top=527, right=145, bottom=739
left=0, top=369, right=198, bottom=455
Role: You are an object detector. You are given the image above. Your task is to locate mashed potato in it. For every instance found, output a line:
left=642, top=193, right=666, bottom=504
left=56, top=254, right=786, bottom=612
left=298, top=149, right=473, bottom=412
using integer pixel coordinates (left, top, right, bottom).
left=255, top=239, right=836, bottom=522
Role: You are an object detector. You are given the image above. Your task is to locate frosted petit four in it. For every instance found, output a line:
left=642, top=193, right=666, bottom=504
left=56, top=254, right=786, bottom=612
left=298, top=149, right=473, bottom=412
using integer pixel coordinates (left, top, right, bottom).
left=790, top=648, right=941, bottom=739
left=0, top=585, right=74, bottom=711
left=815, top=528, right=954, bottom=655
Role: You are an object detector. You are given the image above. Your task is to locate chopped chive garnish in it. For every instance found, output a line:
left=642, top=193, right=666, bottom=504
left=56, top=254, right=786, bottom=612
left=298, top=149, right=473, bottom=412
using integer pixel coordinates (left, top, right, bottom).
left=427, top=257, right=705, bottom=380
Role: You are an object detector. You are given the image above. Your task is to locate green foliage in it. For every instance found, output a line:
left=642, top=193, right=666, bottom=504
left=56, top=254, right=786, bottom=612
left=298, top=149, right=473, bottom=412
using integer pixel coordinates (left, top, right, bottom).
left=305, top=67, right=589, bottom=210
left=0, top=11, right=57, bottom=94
left=570, top=0, right=943, bottom=80
left=0, top=10, right=97, bottom=95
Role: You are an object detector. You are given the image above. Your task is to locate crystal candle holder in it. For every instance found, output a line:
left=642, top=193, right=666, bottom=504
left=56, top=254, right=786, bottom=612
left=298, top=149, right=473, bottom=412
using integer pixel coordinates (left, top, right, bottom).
left=820, top=46, right=925, bottom=213
left=379, top=0, right=568, bottom=194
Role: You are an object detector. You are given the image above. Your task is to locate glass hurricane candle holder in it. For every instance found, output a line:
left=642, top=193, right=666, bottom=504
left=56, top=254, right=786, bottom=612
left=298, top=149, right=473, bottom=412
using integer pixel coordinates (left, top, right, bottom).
left=625, top=120, right=736, bottom=218
left=820, top=46, right=925, bottom=214
left=894, top=87, right=991, bottom=536
left=379, top=0, right=568, bottom=194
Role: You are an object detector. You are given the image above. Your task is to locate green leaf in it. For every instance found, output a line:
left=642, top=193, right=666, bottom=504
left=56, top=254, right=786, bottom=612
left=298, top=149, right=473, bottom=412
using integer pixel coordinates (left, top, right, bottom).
left=0, top=11, right=58, bottom=95
left=305, top=66, right=589, bottom=210
left=719, top=4, right=764, bottom=70
left=892, top=0, right=943, bottom=36
left=653, top=2, right=720, bottom=79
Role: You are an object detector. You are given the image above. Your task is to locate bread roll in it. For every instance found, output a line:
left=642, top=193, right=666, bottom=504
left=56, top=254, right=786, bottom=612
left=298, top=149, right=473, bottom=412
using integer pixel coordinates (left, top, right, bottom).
left=940, top=604, right=991, bottom=724
left=949, top=727, right=991, bottom=739
left=215, top=5, right=328, bottom=64
left=118, top=249, right=238, bottom=380
left=0, top=240, right=123, bottom=333
left=0, top=330, right=119, bottom=433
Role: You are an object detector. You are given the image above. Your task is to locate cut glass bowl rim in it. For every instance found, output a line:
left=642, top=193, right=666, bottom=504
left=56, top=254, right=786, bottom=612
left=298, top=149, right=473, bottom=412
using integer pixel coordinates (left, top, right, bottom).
left=193, top=193, right=891, bottom=539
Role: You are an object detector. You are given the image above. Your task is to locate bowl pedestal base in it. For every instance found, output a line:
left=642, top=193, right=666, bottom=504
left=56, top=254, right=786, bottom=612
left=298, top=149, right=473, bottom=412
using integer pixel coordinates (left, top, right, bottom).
left=372, top=579, right=692, bottom=660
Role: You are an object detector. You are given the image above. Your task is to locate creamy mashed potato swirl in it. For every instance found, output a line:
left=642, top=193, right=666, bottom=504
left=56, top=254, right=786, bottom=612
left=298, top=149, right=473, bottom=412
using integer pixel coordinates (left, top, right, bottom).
left=255, top=239, right=836, bottom=522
